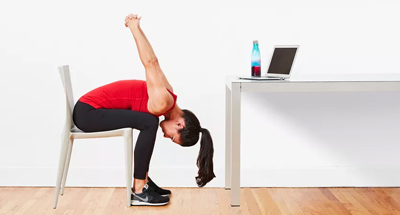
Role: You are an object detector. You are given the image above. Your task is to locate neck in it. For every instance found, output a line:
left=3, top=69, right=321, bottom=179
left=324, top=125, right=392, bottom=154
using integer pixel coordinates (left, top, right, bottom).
left=165, top=104, right=183, bottom=120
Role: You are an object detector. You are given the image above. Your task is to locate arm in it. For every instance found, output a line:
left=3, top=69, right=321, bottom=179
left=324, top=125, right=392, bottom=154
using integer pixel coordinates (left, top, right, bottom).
left=130, top=26, right=157, bottom=67
left=125, top=14, right=173, bottom=91
left=138, top=27, right=174, bottom=92
left=129, top=23, right=173, bottom=114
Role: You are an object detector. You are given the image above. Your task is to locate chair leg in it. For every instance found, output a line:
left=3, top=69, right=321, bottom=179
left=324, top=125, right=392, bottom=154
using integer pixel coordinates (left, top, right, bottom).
left=61, top=138, right=74, bottom=195
left=124, top=129, right=133, bottom=207
left=53, top=131, right=70, bottom=209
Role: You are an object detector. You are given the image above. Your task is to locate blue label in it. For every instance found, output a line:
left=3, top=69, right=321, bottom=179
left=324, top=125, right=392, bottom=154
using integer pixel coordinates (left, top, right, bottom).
left=251, top=61, right=260, bottom=66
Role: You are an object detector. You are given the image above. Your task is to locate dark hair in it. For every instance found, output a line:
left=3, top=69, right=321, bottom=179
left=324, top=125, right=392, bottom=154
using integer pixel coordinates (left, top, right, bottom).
left=179, top=109, right=216, bottom=187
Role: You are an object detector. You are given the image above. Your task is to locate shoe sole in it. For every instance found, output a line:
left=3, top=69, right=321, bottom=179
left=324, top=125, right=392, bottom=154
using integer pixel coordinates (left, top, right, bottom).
left=131, top=190, right=170, bottom=197
left=131, top=200, right=169, bottom=206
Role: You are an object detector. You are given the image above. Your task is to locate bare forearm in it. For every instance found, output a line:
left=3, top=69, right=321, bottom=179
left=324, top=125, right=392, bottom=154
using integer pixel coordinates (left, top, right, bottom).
left=130, top=26, right=157, bottom=66
left=137, top=27, right=173, bottom=91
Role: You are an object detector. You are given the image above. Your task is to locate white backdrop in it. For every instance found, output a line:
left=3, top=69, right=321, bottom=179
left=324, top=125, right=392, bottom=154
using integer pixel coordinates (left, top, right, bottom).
left=1, top=0, right=400, bottom=187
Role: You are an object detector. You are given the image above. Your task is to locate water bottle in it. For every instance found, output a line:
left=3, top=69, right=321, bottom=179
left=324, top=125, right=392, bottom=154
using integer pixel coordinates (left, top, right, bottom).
left=251, top=40, right=261, bottom=77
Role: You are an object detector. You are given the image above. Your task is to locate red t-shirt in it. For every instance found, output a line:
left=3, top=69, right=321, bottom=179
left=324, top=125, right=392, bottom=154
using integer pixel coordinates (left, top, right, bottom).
left=78, top=80, right=177, bottom=117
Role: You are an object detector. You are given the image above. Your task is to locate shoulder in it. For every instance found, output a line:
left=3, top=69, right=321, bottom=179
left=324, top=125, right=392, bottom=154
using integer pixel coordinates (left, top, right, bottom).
left=164, top=89, right=177, bottom=112
left=147, top=88, right=177, bottom=116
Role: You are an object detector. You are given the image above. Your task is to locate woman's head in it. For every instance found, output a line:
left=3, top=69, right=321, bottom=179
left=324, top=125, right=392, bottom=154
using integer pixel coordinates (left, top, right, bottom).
left=159, top=115, right=185, bottom=145
left=160, top=109, right=216, bottom=187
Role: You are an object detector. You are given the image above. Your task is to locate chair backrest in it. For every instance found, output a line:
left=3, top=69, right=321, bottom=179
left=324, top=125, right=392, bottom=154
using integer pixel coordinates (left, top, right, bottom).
left=58, top=65, right=76, bottom=130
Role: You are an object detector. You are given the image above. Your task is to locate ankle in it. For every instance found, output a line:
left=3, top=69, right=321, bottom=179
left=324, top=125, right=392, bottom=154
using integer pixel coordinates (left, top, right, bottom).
left=134, top=179, right=146, bottom=193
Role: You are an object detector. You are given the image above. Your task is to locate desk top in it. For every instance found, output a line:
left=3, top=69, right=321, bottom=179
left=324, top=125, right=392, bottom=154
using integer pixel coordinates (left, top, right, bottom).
left=226, top=74, right=400, bottom=92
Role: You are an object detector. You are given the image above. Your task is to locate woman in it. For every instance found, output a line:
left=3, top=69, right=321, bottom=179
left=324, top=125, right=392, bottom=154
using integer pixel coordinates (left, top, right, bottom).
left=72, top=14, right=215, bottom=206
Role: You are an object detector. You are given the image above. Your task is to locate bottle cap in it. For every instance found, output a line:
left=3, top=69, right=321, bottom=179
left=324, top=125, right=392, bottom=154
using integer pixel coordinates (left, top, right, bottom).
left=253, top=40, right=258, bottom=44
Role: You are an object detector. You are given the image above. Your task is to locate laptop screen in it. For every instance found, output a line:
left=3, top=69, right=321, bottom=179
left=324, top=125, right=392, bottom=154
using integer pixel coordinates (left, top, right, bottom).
left=267, top=48, right=298, bottom=75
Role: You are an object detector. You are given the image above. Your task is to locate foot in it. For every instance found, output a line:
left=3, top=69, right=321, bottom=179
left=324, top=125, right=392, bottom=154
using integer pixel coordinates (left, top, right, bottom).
left=131, top=183, right=169, bottom=206
left=148, top=176, right=172, bottom=197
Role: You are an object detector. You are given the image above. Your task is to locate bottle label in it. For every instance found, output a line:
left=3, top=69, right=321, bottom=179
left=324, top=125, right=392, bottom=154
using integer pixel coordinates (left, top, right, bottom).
left=252, top=66, right=261, bottom=77
left=251, top=60, right=261, bottom=67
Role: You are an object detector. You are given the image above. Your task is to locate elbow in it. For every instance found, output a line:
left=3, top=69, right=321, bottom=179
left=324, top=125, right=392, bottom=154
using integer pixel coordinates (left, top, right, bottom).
left=144, top=58, right=159, bottom=68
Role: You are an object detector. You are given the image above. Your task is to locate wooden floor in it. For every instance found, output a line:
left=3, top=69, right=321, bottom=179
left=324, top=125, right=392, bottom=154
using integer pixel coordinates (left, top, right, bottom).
left=1, top=187, right=400, bottom=215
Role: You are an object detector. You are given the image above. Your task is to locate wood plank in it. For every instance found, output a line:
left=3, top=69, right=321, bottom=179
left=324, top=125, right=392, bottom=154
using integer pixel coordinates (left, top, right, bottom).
left=100, top=188, right=127, bottom=215
left=299, top=188, right=329, bottom=215
left=61, top=188, right=90, bottom=215
left=201, top=188, right=219, bottom=215
left=356, top=188, right=400, bottom=215
left=243, top=188, right=261, bottom=215
left=277, top=188, right=306, bottom=215
left=0, top=188, right=15, bottom=204
left=199, top=188, right=209, bottom=215
left=15, top=188, right=48, bottom=215
left=0, top=187, right=36, bottom=214
left=271, top=188, right=295, bottom=214
left=251, top=188, right=282, bottom=215
left=291, top=187, right=312, bottom=215
left=92, top=188, right=116, bottom=215
left=29, top=188, right=56, bottom=215
left=330, top=188, right=364, bottom=215
left=349, top=188, right=386, bottom=215
left=373, top=188, right=400, bottom=214
left=68, top=187, right=101, bottom=215
left=217, top=189, right=230, bottom=215
left=319, top=188, right=352, bottom=215
left=52, top=187, right=84, bottom=215
left=268, top=188, right=291, bottom=215
left=161, top=187, right=179, bottom=215
left=339, top=188, right=374, bottom=215
left=190, top=187, right=201, bottom=215
left=382, top=188, right=400, bottom=203
left=177, top=188, right=191, bottom=215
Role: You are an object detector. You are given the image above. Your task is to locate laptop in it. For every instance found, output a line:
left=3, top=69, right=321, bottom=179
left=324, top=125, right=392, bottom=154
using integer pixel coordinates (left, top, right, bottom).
left=239, top=45, right=299, bottom=80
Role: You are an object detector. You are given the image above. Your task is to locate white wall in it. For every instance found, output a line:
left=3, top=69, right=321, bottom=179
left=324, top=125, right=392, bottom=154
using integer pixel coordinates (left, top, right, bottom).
left=1, top=0, right=400, bottom=187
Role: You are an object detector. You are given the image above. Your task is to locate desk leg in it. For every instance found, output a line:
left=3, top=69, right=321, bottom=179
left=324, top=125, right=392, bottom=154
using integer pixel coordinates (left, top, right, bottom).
left=231, top=83, right=241, bottom=207
left=225, top=85, right=232, bottom=190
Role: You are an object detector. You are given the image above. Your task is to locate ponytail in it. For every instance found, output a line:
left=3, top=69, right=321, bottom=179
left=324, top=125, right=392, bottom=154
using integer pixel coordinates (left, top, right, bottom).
left=195, top=128, right=216, bottom=187
left=179, top=109, right=216, bottom=186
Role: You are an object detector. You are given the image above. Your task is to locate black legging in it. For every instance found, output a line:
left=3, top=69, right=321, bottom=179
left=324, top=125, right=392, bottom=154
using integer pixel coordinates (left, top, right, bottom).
left=72, top=100, right=159, bottom=180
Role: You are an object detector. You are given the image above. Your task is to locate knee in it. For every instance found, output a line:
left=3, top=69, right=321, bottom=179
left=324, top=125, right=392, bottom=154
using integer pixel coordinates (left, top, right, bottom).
left=142, top=115, right=159, bottom=131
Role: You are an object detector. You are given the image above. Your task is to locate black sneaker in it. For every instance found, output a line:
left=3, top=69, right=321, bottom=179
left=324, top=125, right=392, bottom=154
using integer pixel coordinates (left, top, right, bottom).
left=131, top=183, right=169, bottom=206
left=148, top=176, right=172, bottom=197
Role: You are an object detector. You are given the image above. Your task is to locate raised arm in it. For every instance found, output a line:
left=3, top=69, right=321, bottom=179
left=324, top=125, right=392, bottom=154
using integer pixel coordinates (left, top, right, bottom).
left=126, top=14, right=173, bottom=114
left=125, top=14, right=173, bottom=92
left=138, top=27, right=174, bottom=92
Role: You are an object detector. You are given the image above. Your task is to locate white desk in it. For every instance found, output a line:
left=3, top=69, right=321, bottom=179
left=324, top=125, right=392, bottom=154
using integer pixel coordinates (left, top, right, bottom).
left=225, top=75, right=400, bottom=207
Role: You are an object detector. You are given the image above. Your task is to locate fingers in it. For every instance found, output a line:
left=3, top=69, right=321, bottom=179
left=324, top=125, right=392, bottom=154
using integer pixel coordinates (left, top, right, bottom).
left=126, top=13, right=140, bottom=20
left=124, top=13, right=141, bottom=27
left=127, top=14, right=137, bottom=19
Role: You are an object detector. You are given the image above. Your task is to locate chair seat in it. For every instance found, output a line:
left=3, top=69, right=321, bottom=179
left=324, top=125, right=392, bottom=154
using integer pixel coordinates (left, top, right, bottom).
left=70, top=127, right=132, bottom=139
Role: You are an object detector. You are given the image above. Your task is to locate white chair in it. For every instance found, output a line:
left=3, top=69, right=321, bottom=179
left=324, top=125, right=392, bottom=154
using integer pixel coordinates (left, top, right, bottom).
left=53, top=65, right=134, bottom=208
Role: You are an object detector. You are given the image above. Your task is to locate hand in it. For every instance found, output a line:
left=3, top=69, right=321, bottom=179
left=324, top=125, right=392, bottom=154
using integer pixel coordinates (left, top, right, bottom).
left=125, top=13, right=141, bottom=29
